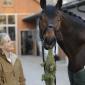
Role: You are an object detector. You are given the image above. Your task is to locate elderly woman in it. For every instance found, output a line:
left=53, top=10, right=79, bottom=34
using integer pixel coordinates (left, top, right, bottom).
left=0, top=33, right=25, bottom=85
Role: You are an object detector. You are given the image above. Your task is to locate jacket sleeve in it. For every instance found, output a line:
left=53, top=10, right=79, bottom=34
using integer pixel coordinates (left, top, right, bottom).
left=18, top=59, right=25, bottom=85
left=0, top=63, right=5, bottom=85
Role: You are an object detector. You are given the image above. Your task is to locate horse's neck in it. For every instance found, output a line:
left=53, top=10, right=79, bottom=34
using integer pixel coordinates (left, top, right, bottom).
left=61, top=12, right=85, bottom=31
left=57, top=12, right=85, bottom=57
left=58, top=12, right=85, bottom=72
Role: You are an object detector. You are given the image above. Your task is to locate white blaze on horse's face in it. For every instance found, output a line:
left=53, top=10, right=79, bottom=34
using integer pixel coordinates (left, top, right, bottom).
left=39, top=0, right=63, bottom=50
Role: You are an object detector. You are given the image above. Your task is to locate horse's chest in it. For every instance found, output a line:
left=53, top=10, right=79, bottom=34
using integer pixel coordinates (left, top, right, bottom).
left=57, top=36, right=79, bottom=57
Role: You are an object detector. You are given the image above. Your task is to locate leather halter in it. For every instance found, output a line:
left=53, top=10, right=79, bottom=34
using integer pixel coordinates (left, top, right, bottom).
left=40, top=11, right=63, bottom=42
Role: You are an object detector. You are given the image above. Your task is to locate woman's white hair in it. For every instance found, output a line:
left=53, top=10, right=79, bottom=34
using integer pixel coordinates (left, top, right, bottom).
left=0, top=33, right=9, bottom=45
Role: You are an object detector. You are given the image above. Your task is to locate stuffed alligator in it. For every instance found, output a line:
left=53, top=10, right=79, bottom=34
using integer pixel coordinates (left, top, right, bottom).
left=41, top=49, right=56, bottom=85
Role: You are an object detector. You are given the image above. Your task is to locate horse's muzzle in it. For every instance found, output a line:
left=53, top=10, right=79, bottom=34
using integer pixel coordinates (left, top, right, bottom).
left=43, top=37, right=56, bottom=50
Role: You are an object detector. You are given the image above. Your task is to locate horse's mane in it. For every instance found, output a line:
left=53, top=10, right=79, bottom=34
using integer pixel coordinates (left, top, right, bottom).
left=62, top=9, right=85, bottom=23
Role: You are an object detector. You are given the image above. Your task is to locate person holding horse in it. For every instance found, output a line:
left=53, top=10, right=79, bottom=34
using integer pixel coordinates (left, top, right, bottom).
left=0, top=33, right=25, bottom=85
left=39, top=0, right=85, bottom=85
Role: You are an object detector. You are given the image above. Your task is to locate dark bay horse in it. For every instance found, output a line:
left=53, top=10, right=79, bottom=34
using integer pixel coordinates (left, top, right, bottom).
left=39, top=0, right=85, bottom=78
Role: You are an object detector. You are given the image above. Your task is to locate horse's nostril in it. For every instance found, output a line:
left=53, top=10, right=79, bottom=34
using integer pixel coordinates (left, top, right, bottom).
left=50, top=37, right=56, bottom=45
left=44, top=37, right=49, bottom=43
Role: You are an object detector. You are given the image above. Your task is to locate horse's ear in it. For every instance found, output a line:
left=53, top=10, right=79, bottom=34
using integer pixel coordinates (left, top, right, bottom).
left=40, top=0, right=46, bottom=9
left=56, top=0, right=63, bottom=9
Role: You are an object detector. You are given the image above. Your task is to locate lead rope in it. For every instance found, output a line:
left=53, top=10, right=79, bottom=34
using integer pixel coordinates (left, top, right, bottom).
left=42, top=42, right=45, bottom=71
left=54, top=45, right=56, bottom=85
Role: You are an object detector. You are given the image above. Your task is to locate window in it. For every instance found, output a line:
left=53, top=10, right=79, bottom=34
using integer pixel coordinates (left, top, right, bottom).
left=0, top=15, right=6, bottom=25
left=8, top=15, right=15, bottom=24
left=0, top=26, right=6, bottom=33
left=0, top=15, right=16, bottom=41
left=3, top=0, right=13, bottom=6
left=8, top=27, right=15, bottom=41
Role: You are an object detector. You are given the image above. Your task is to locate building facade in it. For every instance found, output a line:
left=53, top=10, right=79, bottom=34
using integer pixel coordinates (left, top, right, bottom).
left=0, top=0, right=41, bottom=56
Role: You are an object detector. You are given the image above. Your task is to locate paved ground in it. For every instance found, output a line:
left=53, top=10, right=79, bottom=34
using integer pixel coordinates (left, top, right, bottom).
left=20, top=56, right=70, bottom=85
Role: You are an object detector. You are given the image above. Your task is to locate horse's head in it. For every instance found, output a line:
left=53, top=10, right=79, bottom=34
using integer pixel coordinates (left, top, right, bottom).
left=39, top=0, right=63, bottom=50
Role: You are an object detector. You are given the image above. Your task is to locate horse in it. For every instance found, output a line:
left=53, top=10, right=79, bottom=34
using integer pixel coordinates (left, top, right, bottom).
left=39, top=0, right=85, bottom=85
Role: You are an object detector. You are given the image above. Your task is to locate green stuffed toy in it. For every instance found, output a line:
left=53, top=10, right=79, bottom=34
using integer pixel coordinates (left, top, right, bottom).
left=41, top=49, right=56, bottom=85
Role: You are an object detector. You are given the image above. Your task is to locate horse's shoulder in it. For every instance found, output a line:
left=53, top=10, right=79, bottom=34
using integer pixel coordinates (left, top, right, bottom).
left=78, top=28, right=85, bottom=43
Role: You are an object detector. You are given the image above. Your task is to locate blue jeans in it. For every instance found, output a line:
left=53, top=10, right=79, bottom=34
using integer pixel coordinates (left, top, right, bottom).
left=68, top=69, right=85, bottom=85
